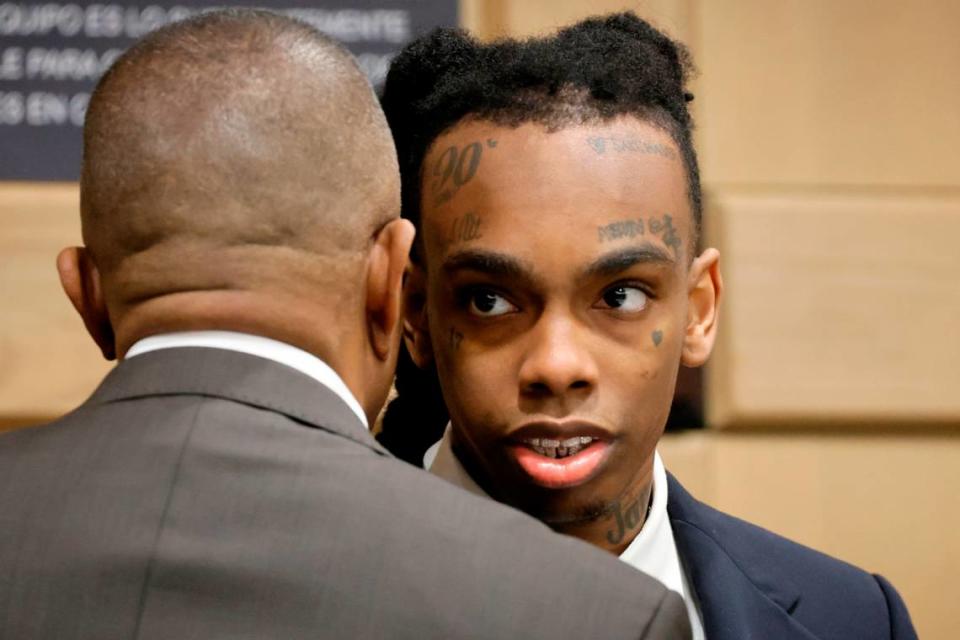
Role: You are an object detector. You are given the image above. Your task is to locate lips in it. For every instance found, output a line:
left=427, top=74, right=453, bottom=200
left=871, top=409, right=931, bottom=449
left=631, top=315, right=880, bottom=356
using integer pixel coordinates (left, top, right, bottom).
left=506, top=422, right=613, bottom=489
left=524, top=436, right=597, bottom=458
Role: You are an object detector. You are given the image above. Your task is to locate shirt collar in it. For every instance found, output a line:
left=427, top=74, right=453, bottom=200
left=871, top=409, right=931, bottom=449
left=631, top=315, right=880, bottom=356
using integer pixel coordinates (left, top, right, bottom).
left=424, top=425, right=705, bottom=639
left=620, top=451, right=685, bottom=593
left=125, top=330, right=368, bottom=428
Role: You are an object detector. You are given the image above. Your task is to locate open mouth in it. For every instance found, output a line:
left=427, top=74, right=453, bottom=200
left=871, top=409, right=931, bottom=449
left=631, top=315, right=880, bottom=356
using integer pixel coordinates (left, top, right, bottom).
left=522, top=436, right=598, bottom=458
left=507, top=424, right=613, bottom=489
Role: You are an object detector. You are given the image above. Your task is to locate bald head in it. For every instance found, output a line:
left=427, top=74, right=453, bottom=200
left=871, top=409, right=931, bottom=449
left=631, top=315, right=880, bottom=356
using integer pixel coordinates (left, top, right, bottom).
left=63, top=9, right=414, bottom=414
left=81, top=8, right=399, bottom=294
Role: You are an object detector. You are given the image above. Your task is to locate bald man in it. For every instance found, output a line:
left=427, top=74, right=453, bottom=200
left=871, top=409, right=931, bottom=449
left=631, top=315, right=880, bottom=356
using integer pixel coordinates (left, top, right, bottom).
left=0, top=9, right=689, bottom=640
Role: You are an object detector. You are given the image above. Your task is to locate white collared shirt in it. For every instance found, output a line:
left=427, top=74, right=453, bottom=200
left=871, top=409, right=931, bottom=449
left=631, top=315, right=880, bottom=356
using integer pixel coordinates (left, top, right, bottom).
left=424, top=428, right=705, bottom=639
left=125, top=330, right=368, bottom=428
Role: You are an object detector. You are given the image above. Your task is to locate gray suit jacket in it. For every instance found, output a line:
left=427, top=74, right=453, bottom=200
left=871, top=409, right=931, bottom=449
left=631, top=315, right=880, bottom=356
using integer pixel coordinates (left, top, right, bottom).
left=0, top=347, right=689, bottom=639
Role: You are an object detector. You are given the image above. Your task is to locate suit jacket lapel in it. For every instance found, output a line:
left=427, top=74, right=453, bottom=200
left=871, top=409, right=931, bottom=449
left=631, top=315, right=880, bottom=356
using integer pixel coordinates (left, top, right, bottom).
left=667, top=474, right=820, bottom=640
left=88, top=347, right=389, bottom=456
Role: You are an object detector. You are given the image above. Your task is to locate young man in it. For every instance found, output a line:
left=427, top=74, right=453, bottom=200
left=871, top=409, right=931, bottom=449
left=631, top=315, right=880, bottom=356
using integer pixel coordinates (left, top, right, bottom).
left=0, top=10, right=689, bottom=639
left=380, top=13, right=917, bottom=640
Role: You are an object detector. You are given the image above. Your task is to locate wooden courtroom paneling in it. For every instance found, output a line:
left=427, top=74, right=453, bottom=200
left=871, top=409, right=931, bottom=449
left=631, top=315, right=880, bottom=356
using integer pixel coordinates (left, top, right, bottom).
left=705, top=188, right=960, bottom=427
left=660, top=430, right=960, bottom=640
left=0, top=183, right=112, bottom=430
left=460, top=0, right=692, bottom=41
left=694, top=0, right=960, bottom=188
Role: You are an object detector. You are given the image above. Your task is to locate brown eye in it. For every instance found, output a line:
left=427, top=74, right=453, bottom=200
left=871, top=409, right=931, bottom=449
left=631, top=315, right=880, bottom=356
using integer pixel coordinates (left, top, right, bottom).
left=598, top=286, right=647, bottom=312
left=468, top=290, right=517, bottom=317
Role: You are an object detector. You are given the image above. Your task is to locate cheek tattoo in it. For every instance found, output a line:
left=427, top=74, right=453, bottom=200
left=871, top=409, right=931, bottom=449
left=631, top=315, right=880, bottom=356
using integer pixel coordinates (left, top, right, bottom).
left=430, top=139, right=497, bottom=206
left=448, top=327, right=464, bottom=351
left=652, top=329, right=663, bottom=347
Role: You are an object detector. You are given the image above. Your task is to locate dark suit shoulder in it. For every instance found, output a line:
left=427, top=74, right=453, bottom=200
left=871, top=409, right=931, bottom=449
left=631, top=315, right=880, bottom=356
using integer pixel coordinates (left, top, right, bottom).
left=667, top=474, right=915, bottom=640
left=668, top=473, right=873, bottom=584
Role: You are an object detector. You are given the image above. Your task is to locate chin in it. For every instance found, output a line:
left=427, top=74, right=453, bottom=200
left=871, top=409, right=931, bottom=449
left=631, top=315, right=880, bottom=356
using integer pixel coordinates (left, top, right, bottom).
left=510, top=485, right=617, bottom=527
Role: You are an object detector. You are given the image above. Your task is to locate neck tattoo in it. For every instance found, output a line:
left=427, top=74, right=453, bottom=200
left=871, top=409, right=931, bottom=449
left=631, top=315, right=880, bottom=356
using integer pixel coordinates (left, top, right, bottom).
left=605, top=489, right=654, bottom=547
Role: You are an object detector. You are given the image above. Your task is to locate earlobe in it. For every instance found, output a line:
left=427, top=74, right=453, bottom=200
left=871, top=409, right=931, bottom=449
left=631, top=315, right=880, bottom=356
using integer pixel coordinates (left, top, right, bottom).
left=402, top=262, right=434, bottom=369
left=57, top=247, right=116, bottom=360
left=681, top=248, right=722, bottom=368
left=366, top=219, right=416, bottom=361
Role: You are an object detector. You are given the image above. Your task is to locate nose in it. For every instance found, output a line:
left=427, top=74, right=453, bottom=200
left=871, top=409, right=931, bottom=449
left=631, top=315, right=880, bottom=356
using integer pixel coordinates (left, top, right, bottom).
left=518, top=311, right=598, bottom=399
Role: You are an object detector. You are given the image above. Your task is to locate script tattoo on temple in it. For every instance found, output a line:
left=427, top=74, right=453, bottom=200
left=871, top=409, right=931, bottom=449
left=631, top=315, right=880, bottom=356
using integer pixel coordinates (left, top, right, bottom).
left=605, top=494, right=648, bottom=546
left=431, top=139, right=498, bottom=206
left=448, top=211, right=482, bottom=244
left=586, top=136, right=677, bottom=159
left=597, top=214, right=683, bottom=257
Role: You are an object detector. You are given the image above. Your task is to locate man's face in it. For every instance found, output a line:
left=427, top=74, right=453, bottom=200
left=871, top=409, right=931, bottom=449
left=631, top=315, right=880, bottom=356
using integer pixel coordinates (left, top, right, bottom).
left=407, top=116, right=719, bottom=530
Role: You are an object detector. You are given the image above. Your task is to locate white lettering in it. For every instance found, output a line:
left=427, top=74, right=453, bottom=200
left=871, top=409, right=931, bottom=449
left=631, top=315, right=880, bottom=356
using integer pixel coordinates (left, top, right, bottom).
left=0, top=46, right=23, bottom=80
left=85, top=4, right=124, bottom=38
left=56, top=3, right=83, bottom=35
left=0, top=4, right=197, bottom=37
left=283, top=9, right=410, bottom=43
left=24, top=47, right=120, bottom=81
left=68, top=91, right=88, bottom=125
left=26, top=91, right=69, bottom=125
left=0, top=91, right=25, bottom=125
left=0, top=5, right=414, bottom=41
left=0, top=3, right=85, bottom=36
left=0, top=91, right=87, bottom=126
left=128, top=5, right=170, bottom=38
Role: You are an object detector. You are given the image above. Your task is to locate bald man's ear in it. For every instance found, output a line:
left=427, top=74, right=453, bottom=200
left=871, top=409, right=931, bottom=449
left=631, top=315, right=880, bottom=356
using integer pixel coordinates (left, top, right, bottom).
left=682, top=248, right=722, bottom=368
left=402, top=261, right=434, bottom=369
left=366, top=219, right=416, bottom=361
left=57, top=247, right=116, bottom=361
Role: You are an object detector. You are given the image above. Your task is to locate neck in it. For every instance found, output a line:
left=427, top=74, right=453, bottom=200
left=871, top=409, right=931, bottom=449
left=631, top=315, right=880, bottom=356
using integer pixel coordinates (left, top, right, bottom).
left=451, top=429, right=655, bottom=555
left=550, top=478, right=653, bottom=555
left=114, top=289, right=370, bottom=407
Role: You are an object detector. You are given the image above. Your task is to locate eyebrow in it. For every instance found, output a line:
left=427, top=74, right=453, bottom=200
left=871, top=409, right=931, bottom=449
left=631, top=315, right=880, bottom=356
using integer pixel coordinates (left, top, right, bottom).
left=583, top=244, right=676, bottom=279
left=442, top=249, right=534, bottom=283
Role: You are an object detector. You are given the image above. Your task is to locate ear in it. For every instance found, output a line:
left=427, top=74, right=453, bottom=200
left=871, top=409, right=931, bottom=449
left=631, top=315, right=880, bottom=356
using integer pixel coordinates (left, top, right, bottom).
left=402, top=260, right=434, bottom=369
left=366, top=218, right=416, bottom=361
left=681, top=247, right=722, bottom=367
left=57, top=246, right=116, bottom=360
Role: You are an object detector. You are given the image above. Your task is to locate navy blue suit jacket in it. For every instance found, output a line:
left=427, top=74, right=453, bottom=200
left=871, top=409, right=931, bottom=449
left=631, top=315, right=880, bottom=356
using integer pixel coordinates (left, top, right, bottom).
left=667, top=474, right=917, bottom=640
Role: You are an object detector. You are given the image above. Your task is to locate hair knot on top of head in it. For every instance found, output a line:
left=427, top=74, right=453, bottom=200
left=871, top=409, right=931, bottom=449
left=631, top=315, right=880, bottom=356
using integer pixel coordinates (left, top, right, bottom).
left=380, top=11, right=702, bottom=239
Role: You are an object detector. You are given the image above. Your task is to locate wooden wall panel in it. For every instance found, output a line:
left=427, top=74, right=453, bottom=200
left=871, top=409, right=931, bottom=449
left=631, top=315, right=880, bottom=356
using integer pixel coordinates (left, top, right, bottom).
left=694, top=0, right=960, bottom=188
left=661, top=431, right=960, bottom=640
left=460, top=0, right=692, bottom=41
left=693, top=0, right=960, bottom=428
left=705, top=189, right=960, bottom=427
left=0, top=183, right=112, bottom=430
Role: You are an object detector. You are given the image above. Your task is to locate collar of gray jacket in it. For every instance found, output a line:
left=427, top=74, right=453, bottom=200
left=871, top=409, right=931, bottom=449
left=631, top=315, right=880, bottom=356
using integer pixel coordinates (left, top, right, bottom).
left=90, top=346, right=390, bottom=457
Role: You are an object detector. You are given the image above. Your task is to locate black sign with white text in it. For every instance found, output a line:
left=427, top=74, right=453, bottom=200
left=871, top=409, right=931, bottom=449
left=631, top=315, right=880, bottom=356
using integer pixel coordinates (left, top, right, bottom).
left=0, top=1, right=457, bottom=180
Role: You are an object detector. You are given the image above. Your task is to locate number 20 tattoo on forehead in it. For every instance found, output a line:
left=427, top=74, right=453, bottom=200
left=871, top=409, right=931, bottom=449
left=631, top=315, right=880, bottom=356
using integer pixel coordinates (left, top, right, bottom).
left=431, top=139, right=497, bottom=207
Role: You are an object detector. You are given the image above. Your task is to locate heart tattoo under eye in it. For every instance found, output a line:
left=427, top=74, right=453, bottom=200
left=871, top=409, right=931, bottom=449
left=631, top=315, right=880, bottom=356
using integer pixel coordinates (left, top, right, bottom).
left=652, top=330, right=663, bottom=346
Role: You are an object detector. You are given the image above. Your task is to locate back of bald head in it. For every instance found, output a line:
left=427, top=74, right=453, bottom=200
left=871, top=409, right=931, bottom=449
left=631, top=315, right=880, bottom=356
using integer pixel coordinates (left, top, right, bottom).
left=81, top=9, right=400, bottom=302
